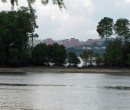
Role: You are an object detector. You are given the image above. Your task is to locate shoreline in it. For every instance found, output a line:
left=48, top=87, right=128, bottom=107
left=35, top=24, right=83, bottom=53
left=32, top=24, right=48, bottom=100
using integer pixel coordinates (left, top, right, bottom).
left=0, top=67, right=130, bottom=73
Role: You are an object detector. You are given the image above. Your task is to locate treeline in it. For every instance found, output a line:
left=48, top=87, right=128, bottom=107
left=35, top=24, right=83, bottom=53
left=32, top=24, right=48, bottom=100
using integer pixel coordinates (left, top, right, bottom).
left=96, top=17, right=130, bottom=67
left=104, top=39, right=130, bottom=67
left=31, top=43, right=81, bottom=66
left=0, top=7, right=80, bottom=67
left=31, top=43, right=67, bottom=66
left=1, top=8, right=130, bottom=67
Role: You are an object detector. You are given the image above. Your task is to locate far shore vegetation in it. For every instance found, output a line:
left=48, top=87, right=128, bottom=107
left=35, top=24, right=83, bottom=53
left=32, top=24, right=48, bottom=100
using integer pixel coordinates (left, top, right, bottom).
left=0, top=9, right=130, bottom=68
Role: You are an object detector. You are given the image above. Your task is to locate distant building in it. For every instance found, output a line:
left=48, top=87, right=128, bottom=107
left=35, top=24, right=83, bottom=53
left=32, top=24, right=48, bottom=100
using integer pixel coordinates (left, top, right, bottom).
left=59, top=39, right=70, bottom=47
left=43, top=38, right=55, bottom=45
left=86, top=39, right=95, bottom=45
left=59, top=38, right=80, bottom=48
left=41, top=37, right=106, bottom=48
left=70, top=38, right=80, bottom=47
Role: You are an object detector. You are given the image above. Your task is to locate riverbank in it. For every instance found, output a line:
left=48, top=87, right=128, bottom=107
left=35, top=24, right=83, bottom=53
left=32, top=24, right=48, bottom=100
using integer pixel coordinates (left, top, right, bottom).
left=0, top=67, right=130, bottom=73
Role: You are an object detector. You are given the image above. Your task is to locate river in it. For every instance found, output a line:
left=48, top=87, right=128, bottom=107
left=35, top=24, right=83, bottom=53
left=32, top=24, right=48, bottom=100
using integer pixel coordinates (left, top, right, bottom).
left=0, top=72, right=130, bottom=110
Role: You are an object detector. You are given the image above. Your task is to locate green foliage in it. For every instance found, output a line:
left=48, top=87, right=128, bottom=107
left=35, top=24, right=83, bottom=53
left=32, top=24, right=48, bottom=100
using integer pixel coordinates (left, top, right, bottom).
left=104, top=39, right=123, bottom=66
left=31, top=43, right=47, bottom=65
left=127, top=53, right=130, bottom=65
left=97, top=17, right=130, bottom=67
left=9, top=49, right=29, bottom=66
left=97, top=17, right=113, bottom=38
left=0, top=7, right=37, bottom=66
left=114, top=18, right=130, bottom=40
left=80, top=50, right=89, bottom=66
left=95, top=54, right=103, bottom=66
left=67, top=52, right=80, bottom=66
left=67, top=47, right=83, bottom=56
left=46, top=44, right=54, bottom=63
left=122, top=41, right=130, bottom=65
left=51, top=43, right=67, bottom=66
left=80, top=50, right=95, bottom=66
left=31, top=43, right=67, bottom=66
left=97, top=17, right=113, bottom=46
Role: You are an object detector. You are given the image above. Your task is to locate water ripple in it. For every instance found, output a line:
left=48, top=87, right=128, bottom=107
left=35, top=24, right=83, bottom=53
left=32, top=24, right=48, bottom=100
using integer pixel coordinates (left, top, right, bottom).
left=0, top=83, right=67, bottom=87
left=105, top=86, right=130, bottom=90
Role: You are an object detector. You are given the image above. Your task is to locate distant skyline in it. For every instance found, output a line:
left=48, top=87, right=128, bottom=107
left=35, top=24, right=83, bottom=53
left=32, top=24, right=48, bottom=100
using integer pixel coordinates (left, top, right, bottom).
left=0, top=0, right=130, bottom=40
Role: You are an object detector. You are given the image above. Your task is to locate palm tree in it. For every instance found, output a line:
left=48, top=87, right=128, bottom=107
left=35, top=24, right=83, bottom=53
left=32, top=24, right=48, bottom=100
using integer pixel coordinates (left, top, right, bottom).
left=1, top=0, right=65, bottom=10
left=28, top=33, right=39, bottom=47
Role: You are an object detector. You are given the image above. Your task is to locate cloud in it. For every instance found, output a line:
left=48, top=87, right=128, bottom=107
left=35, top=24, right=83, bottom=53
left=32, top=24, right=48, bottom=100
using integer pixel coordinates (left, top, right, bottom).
left=124, top=0, right=130, bottom=3
left=0, top=0, right=98, bottom=40
left=0, top=0, right=130, bottom=41
left=34, top=0, right=97, bottom=40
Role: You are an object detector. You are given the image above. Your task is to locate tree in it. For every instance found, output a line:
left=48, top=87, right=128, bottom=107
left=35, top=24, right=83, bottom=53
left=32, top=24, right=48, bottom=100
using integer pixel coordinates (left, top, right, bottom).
left=122, top=41, right=130, bottom=66
left=1, top=0, right=65, bottom=10
left=31, top=43, right=47, bottom=65
left=127, top=53, right=130, bottom=65
left=114, top=18, right=130, bottom=40
left=28, top=33, right=39, bottom=47
left=46, top=44, right=54, bottom=63
left=0, top=7, right=37, bottom=66
left=80, top=50, right=95, bottom=66
left=97, top=17, right=113, bottom=47
left=104, top=39, right=123, bottom=66
left=0, top=39, right=5, bottom=66
left=49, top=43, right=67, bottom=66
left=67, top=52, right=80, bottom=67
left=80, top=50, right=89, bottom=66
left=95, top=54, right=103, bottom=66
left=31, top=43, right=67, bottom=66
left=9, top=49, right=29, bottom=66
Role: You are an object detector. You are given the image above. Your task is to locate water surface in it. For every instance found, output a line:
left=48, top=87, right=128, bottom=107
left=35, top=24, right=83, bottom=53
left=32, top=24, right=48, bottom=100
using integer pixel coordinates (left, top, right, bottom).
left=0, top=72, right=130, bottom=110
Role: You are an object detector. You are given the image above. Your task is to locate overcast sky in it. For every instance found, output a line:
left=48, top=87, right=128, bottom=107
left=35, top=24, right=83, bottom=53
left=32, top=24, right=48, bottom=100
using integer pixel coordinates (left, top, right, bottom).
left=0, top=0, right=130, bottom=41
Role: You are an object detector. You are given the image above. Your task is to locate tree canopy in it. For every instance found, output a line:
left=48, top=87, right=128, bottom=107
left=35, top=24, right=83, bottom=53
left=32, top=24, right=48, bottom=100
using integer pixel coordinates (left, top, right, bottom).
left=114, top=18, right=130, bottom=40
left=0, top=7, right=37, bottom=66
left=97, top=17, right=113, bottom=38
left=67, top=52, right=80, bottom=66
left=80, top=50, right=95, bottom=66
left=97, top=17, right=113, bottom=46
left=104, top=39, right=123, bottom=66
left=31, top=43, right=67, bottom=66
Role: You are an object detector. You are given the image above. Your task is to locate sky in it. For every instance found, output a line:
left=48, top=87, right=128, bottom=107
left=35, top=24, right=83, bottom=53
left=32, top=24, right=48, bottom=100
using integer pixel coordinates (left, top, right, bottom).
left=0, top=0, right=130, bottom=41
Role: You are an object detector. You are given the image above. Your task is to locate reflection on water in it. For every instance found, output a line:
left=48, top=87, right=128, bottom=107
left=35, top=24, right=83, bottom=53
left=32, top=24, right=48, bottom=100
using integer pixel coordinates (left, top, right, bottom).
left=0, top=72, right=130, bottom=110
left=105, top=86, right=130, bottom=90
left=0, top=83, right=67, bottom=86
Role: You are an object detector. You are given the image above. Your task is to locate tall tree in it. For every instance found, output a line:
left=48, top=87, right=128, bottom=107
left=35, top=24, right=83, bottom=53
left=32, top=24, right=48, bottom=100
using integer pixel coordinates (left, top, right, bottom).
left=114, top=18, right=130, bottom=40
left=104, top=39, right=123, bottom=66
left=97, top=17, right=113, bottom=47
left=0, top=7, right=37, bottom=66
